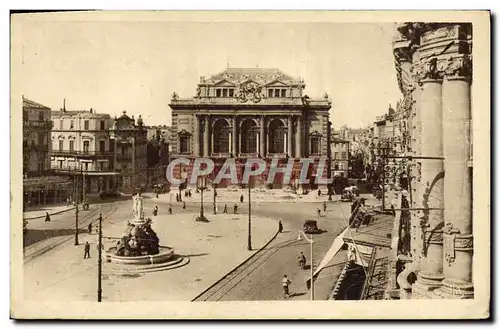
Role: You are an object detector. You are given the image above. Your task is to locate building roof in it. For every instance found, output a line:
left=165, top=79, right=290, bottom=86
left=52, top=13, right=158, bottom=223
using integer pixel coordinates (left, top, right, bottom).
left=203, top=67, right=304, bottom=86
left=23, top=97, right=51, bottom=111
left=51, top=109, right=111, bottom=119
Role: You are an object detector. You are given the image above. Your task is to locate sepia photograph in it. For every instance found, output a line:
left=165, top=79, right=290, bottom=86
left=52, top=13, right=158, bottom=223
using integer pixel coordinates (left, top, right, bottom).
left=10, top=10, right=491, bottom=319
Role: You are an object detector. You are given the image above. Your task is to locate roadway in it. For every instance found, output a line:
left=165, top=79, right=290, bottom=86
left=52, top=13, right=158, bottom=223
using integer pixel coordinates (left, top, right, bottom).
left=194, top=199, right=353, bottom=301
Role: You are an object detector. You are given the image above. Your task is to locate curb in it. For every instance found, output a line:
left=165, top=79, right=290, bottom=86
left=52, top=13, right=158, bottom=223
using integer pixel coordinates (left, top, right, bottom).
left=191, top=225, right=281, bottom=301
left=24, top=206, right=76, bottom=220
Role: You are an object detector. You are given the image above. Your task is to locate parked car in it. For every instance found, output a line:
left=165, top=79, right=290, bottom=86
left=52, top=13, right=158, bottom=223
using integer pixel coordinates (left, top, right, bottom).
left=303, top=220, right=320, bottom=234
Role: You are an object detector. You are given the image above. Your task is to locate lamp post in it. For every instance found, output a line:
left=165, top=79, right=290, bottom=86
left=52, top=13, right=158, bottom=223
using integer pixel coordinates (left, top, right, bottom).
left=97, top=212, right=102, bottom=302
left=327, top=121, right=333, bottom=201
left=247, top=178, right=252, bottom=251
left=298, top=230, right=314, bottom=301
left=213, top=183, right=217, bottom=214
left=197, top=176, right=206, bottom=221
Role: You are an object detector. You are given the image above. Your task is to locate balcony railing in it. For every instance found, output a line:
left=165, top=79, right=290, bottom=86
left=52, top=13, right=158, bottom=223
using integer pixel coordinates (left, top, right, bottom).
left=23, top=120, right=53, bottom=129
left=51, top=150, right=114, bottom=157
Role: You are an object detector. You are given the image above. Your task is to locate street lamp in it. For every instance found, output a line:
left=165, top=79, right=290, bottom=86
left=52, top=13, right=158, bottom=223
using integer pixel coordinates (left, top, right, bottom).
left=213, top=183, right=217, bottom=214
left=298, top=230, right=314, bottom=301
left=97, top=212, right=103, bottom=302
left=247, top=178, right=252, bottom=251
left=327, top=121, right=333, bottom=201
left=74, top=171, right=79, bottom=246
left=196, top=175, right=207, bottom=221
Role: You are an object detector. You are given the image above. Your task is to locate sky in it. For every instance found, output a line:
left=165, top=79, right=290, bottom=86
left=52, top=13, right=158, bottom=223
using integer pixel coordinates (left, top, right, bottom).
left=17, top=17, right=402, bottom=129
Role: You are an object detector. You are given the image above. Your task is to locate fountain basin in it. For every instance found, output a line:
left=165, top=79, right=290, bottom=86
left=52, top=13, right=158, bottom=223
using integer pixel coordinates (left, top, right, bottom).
left=105, top=246, right=175, bottom=265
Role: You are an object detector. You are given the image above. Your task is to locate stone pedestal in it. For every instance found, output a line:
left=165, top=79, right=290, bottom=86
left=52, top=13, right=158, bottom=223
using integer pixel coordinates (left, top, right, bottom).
left=413, top=78, right=445, bottom=297
left=437, top=73, right=474, bottom=299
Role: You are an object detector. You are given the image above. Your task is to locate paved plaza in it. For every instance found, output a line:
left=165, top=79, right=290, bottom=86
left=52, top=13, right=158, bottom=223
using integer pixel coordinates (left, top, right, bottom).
left=24, top=198, right=278, bottom=301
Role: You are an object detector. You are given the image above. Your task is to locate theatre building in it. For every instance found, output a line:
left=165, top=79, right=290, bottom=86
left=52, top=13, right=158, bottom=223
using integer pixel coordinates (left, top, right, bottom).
left=168, top=68, right=332, bottom=188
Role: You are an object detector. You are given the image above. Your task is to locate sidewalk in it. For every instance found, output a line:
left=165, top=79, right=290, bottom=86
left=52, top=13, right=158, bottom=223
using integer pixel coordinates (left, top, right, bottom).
left=24, top=205, right=279, bottom=302
left=23, top=204, right=75, bottom=220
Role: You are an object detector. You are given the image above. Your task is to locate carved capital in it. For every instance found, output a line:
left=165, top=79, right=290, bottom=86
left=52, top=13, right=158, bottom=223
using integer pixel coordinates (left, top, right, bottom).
left=442, top=55, right=472, bottom=80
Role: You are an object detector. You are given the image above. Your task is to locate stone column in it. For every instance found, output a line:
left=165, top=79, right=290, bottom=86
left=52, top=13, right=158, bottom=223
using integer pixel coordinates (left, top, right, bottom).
left=438, top=57, right=473, bottom=299
left=228, top=131, right=232, bottom=154
left=203, top=116, right=209, bottom=157
left=193, top=115, right=200, bottom=157
left=260, top=116, right=265, bottom=157
left=295, top=116, right=302, bottom=158
left=287, top=116, right=293, bottom=156
left=412, top=75, right=445, bottom=298
left=232, top=116, right=237, bottom=156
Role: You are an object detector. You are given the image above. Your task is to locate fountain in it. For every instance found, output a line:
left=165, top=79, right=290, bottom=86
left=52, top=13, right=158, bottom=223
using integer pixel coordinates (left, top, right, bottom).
left=105, top=193, right=188, bottom=272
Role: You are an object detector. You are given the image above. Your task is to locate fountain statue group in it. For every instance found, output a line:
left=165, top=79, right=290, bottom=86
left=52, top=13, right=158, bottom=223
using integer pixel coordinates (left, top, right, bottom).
left=114, top=193, right=161, bottom=257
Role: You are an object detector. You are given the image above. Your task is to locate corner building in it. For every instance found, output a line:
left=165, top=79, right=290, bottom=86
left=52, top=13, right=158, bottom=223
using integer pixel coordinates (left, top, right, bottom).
left=169, top=68, right=332, bottom=188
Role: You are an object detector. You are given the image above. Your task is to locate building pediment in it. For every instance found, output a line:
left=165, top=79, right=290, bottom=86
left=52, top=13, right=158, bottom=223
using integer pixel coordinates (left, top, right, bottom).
left=265, top=80, right=289, bottom=87
left=213, top=79, right=236, bottom=87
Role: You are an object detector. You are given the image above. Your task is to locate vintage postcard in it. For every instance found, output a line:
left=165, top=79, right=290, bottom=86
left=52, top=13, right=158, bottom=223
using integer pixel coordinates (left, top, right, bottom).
left=10, top=10, right=490, bottom=319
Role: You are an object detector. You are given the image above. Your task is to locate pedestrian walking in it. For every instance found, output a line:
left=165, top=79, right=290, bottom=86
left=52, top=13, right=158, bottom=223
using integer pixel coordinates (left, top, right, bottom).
left=182, top=201, right=186, bottom=209
left=88, top=223, right=93, bottom=235
left=240, top=194, right=244, bottom=203
left=223, top=204, right=228, bottom=214
left=278, top=220, right=283, bottom=233
left=188, top=190, right=192, bottom=198
left=153, top=205, right=158, bottom=216
left=84, top=241, right=91, bottom=259
left=317, top=208, right=321, bottom=218
left=156, top=192, right=159, bottom=199
left=282, top=275, right=291, bottom=298
left=45, top=212, right=51, bottom=222
left=176, top=193, right=179, bottom=203
left=323, top=201, right=327, bottom=213
left=215, top=203, right=219, bottom=213
left=234, top=203, right=238, bottom=214
left=318, top=189, right=321, bottom=197
left=168, top=204, right=172, bottom=215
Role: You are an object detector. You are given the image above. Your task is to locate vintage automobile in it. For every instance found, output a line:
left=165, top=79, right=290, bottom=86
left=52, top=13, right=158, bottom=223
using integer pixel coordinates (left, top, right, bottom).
left=341, top=186, right=359, bottom=202
left=303, top=220, right=320, bottom=234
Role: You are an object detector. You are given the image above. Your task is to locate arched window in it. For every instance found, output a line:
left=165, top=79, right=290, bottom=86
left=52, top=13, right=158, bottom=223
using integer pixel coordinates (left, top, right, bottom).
left=240, top=119, right=258, bottom=154
left=213, top=119, right=231, bottom=154
left=268, top=119, right=286, bottom=154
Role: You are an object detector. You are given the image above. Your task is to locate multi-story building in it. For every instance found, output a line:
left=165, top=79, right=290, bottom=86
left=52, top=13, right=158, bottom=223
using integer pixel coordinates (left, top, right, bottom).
left=22, top=97, right=71, bottom=208
left=168, top=67, right=331, bottom=188
left=109, top=111, right=148, bottom=191
left=51, top=107, right=119, bottom=195
left=330, top=137, right=349, bottom=178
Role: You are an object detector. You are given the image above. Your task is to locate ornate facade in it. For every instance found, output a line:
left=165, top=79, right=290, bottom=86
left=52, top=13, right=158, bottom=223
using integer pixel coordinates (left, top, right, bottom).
left=109, top=111, right=148, bottom=191
left=51, top=107, right=119, bottom=195
left=390, top=23, right=473, bottom=299
left=169, top=68, right=332, bottom=187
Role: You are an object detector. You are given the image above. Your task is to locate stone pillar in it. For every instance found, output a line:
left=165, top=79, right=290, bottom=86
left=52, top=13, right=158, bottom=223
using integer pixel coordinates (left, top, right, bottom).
left=295, top=116, right=302, bottom=158
left=228, top=131, right=232, bottom=154
left=412, top=77, right=445, bottom=297
left=438, top=58, right=473, bottom=299
left=232, top=117, right=237, bottom=156
left=287, top=116, right=293, bottom=156
left=203, top=116, right=209, bottom=157
left=193, top=115, right=200, bottom=156
left=260, top=116, right=265, bottom=157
